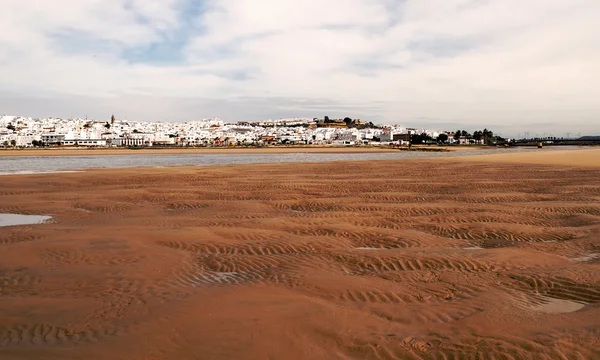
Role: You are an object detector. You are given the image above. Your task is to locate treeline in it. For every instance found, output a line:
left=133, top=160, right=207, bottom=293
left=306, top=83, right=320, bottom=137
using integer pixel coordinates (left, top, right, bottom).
left=411, top=128, right=505, bottom=145
left=451, top=129, right=502, bottom=142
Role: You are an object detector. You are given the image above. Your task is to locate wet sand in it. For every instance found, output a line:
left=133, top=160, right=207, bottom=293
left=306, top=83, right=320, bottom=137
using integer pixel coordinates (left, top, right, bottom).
left=1, top=150, right=599, bottom=359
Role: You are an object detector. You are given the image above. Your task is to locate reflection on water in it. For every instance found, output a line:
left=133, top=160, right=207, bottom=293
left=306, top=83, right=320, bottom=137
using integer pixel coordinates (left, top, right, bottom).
left=0, top=214, right=52, bottom=227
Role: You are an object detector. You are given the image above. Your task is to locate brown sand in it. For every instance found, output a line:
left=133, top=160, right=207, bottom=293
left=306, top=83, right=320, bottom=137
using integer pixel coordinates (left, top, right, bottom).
left=450, top=147, right=600, bottom=167
left=1, top=151, right=599, bottom=359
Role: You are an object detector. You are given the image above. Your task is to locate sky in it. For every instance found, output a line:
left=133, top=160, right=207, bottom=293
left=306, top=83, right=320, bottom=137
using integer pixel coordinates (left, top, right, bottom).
left=1, top=0, right=599, bottom=135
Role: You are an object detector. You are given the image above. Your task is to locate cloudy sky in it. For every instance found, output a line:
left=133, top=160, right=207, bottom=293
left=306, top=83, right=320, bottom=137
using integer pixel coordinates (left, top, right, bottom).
left=1, top=0, right=598, bottom=135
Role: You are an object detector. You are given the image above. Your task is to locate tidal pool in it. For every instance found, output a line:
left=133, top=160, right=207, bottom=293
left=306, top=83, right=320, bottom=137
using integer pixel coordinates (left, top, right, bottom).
left=0, top=214, right=52, bottom=227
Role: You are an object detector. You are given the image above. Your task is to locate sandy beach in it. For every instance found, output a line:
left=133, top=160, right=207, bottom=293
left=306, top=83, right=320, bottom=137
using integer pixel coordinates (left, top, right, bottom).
left=1, top=149, right=599, bottom=359
left=448, top=148, right=600, bottom=167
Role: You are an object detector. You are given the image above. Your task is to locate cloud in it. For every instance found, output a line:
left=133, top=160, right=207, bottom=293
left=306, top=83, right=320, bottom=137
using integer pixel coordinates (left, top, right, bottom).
left=0, top=0, right=599, bottom=134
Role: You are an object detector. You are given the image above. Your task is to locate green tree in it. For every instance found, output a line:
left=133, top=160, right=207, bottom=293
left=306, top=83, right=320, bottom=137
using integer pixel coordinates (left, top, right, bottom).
left=453, top=130, right=462, bottom=141
left=343, top=117, right=352, bottom=126
left=3, top=140, right=8, bottom=147
left=10, top=139, right=17, bottom=147
left=483, top=129, right=494, bottom=144
left=411, top=133, right=433, bottom=144
left=6, top=123, right=15, bottom=131
left=437, top=133, right=449, bottom=143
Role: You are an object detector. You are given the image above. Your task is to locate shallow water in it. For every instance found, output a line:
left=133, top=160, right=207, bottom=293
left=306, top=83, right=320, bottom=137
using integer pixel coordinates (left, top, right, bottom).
left=0, top=213, right=52, bottom=227
left=0, top=147, right=577, bottom=174
left=531, top=296, right=586, bottom=314
left=571, top=253, right=600, bottom=263
left=0, top=170, right=81, bottom=176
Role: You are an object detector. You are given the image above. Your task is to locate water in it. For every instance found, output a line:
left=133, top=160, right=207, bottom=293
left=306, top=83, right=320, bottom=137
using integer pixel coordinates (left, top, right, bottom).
left=0, top=170, right=81, bottom=176
left=0, top=214, right=52, bottom=227
left=531, top=296, right=586, bottom=314
left=571, top=253, right=600, bottom=263
left=0, top=147, right=570, bottom=174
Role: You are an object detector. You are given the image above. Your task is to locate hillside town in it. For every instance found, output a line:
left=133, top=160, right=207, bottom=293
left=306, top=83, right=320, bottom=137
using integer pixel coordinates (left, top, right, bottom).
left=0, top=114, right=499, bottom=148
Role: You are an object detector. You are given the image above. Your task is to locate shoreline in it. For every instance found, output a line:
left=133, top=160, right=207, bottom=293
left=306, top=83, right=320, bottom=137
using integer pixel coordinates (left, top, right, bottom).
left=0, top=148, right=597, bottom=178
left=0, top=145, right=476, bottom=157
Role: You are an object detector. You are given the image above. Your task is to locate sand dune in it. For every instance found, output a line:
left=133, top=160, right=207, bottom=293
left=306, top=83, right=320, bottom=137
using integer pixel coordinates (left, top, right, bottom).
left=1, top=153, right=599, bottom=359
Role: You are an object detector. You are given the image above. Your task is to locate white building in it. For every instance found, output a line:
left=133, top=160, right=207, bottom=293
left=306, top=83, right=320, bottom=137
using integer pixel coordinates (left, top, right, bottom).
left=63, top=139, right=107, bottom=146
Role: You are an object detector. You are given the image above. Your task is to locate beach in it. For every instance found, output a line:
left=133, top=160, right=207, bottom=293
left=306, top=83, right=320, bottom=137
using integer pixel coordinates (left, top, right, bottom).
left=1, top=149, right=599, bottom=359
left=446, top=148, right=600, bottom=167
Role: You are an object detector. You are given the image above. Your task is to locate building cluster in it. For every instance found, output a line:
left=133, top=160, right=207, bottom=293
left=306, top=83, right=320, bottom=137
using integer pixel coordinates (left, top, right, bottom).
left=0, top=115, right=453, bottom=148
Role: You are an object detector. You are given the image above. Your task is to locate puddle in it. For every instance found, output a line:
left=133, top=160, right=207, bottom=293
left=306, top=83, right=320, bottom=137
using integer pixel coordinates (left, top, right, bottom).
left=0, top=214, right=52, bottom=227
left=173, top=270, right=247, bottom=288
left=571, top=253, right=600, bottom=263
left=196, top=272, right=244, bottom=286
left=531, top=296, right=586, bottom=314
left=205, top=272, right=240, bottom=282
left=0, top=170, right=81, bottom=176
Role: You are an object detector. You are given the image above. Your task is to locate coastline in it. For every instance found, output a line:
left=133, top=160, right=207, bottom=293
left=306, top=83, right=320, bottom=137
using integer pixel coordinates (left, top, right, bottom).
left=0, top=145, right=470, bottom=157
left=0, top=147, right=597, bottom=178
